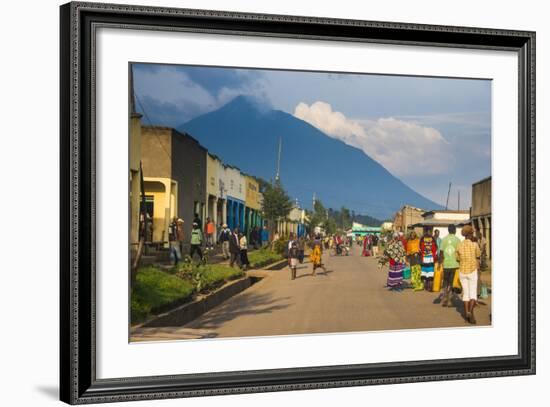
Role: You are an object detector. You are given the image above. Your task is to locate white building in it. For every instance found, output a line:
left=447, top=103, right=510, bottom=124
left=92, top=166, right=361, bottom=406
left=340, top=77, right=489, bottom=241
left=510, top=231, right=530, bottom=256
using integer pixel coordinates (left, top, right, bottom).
left=412, top=210, right=470, bottom=239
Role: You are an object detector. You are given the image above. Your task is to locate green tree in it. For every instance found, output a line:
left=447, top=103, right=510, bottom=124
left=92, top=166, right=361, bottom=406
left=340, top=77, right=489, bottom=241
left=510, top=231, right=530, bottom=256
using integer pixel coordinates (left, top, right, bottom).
left=340, top=206, right=351, bottom=230
left=261, top=179, right=293, bottom=237
left=306, top=199, right=327, bottom=232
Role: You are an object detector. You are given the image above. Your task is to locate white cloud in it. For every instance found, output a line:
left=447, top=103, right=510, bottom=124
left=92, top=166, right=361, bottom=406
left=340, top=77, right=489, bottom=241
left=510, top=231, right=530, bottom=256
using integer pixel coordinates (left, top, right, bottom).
left=134, top=66, right=271, bottom=124
left=293, top=101, right=453, bottom=176
left=135, top=66, right=216, bottom=109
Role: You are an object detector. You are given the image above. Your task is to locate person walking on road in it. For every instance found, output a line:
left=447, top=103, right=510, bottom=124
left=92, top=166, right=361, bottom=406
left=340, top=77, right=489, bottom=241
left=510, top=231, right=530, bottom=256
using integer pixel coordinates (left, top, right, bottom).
left=310, top=234, right=325, bottom=276
left=371, top=234, right=379, bottom=257
left=218, top=223, right=231, bottom=260
left=189, top=222, right=204, bottom=262
left=289, top=241, right=299, bottom=280
left=420, top=227, right=438, bottom=291
left=406, top=231, right=423, bottom=291
left=229, top=227, right=241, bottom=268
left=457, top=224, right=481, bottom=324
left=439, top=224, right=461, bottom=307
left=168, top=217, right=182, bottom=266
left=298, top=236, right=306, bottom=264
left=383, top=232, right=407, bottom=291
left=204, top=217, right=215, bottom=250
left=239, top=232, right=250, bottom=270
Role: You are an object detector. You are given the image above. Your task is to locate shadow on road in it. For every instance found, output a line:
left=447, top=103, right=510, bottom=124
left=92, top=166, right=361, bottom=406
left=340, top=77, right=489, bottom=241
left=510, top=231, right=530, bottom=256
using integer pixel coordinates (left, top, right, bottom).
left=185, top=291, right=291, bottom=330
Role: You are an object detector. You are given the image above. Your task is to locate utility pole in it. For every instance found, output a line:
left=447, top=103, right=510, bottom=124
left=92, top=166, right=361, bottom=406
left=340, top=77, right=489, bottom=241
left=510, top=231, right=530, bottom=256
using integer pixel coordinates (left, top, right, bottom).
left=313, top=192, right=316, bottom=209
left=458, top=190, right=461, bottom=211
left=275, top=136, right=282, bottom=182
left=445, top=182, right=452, bottom=210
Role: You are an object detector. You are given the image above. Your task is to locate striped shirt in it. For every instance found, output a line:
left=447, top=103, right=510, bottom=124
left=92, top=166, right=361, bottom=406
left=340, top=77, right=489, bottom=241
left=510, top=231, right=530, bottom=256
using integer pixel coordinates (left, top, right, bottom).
left=457, top=239, right=480, bottom=274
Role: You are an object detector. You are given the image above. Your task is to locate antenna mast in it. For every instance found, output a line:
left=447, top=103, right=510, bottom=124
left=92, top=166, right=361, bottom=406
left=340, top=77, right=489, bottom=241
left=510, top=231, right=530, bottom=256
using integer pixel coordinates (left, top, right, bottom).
left=275, top=137, right=282, bottom=182
left=445, top=182, right=452, bottom=210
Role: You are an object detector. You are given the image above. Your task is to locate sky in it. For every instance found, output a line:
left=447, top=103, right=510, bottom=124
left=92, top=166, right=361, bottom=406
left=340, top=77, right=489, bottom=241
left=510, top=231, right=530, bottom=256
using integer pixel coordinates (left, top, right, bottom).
left=133, top=63, right=491, bottom=208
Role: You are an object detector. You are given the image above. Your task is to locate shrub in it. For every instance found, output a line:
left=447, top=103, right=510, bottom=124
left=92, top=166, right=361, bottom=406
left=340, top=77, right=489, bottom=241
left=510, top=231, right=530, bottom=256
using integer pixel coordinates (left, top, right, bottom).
left=273, top=238, right=289, bottom=256
left=175, top=262, right=244, bottom=293
left=131, top=266, right=194, bottom=324
left=131, top=264, right=245, bottom=325
left=248, top=247, right=284, bottom=268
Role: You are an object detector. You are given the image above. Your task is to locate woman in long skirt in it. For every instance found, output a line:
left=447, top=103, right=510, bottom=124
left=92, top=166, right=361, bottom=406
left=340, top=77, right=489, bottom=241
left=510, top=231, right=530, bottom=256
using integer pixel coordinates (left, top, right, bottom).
left=383, top=233, right=407, bottom=291
left=419, top=227, right=438, bottom=291
left=310, top=234, right=324, bottom=276
left=406, top=231, right=424, bottom=291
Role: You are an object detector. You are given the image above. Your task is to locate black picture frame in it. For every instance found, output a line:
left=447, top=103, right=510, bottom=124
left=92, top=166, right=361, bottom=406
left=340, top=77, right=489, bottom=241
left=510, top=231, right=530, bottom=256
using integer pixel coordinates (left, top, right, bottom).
left=60, top=2, right=536, bottom=404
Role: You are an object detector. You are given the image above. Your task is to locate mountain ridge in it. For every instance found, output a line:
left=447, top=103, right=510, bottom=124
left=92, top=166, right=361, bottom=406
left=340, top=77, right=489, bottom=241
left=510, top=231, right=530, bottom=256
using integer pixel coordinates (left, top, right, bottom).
left=177, top=95, right=442, bottom=220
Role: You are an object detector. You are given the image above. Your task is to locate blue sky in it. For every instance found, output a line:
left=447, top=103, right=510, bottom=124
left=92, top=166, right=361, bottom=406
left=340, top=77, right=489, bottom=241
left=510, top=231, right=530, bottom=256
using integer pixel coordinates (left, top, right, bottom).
left=133, top=63, right=491, bottom=208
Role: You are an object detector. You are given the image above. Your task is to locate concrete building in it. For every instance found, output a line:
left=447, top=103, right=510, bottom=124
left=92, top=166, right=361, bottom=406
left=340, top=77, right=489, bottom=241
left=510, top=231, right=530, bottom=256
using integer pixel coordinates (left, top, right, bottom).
left=381, top=221, right=393, bottom=232
left=129, top=112, right=142, bottom=250
left=351, top=222, right=381, bottom=237
left=412, top=210, right=470, bottom=239
left=141, top=126, right=207, bottom=246
left=393, top=205, right=426, bottom=235
left=224, top=165, right=246, bottom=232
left=244, top=175, right=263, bottom=237
left=205, top=153, right=227, bottom=242
left=471, top=176, right=492, bottom=258
left=276, top=204, right=307, bottom=237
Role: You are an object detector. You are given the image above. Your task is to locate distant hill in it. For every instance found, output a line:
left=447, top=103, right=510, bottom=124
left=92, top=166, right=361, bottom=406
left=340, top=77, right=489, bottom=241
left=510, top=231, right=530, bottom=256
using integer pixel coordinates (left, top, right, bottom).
left=353, top=214, right=384, bottom=226
left=178, top=96, right=442, bottom=220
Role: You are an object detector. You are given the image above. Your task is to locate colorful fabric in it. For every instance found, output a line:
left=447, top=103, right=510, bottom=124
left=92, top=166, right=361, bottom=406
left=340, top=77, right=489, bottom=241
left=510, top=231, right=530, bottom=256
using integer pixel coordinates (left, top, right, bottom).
left=411, top=264, right=423, bottom=290
left=310, top=242, right=323, bottom=267
left=406, top=238, right=420, bottom=255
left=420, top=235, right=437, bottom=264
left=402, top=265, right=411, bottom=280
left=421, top=262, right=435, bottom=278
left=457, top=239, right=480, bottom=274
left=387, top=262, right=404, bottom=288
left=385, top=239, right=407, bottom=264
left=441, top=234, right=460, bottom=269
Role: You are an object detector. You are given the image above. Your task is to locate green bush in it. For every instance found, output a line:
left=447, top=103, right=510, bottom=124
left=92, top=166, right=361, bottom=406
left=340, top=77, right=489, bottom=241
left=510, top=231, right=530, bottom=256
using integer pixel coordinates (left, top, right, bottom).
left=273, top=238, right=289, bottom=256
left=131, top=266, right=194, bottom=324
left=248, top=247, right=284, bottom=268
left=175, top=262, right=244, bottom=293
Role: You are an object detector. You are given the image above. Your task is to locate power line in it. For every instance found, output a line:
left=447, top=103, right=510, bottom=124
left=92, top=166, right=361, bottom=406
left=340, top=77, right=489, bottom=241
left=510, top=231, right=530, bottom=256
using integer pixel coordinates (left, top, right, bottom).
left=134, top=92, right=173, bottom=163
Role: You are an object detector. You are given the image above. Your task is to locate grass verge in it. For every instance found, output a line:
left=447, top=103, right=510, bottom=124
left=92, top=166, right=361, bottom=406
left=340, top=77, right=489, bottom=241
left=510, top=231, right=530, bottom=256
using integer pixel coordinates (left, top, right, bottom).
left=247, top=247, right=284, bottom=268
left=131, top=263, right=244, bottom=325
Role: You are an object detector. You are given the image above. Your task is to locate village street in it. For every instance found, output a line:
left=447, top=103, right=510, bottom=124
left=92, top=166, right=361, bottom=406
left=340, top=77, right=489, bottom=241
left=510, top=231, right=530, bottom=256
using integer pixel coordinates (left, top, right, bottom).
left=131, top=244, right=491, bottom=342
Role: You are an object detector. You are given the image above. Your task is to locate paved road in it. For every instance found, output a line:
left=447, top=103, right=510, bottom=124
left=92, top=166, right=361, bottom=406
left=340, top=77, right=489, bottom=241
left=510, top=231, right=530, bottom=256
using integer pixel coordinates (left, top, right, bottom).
left=132, top=245, right=491, bottom=341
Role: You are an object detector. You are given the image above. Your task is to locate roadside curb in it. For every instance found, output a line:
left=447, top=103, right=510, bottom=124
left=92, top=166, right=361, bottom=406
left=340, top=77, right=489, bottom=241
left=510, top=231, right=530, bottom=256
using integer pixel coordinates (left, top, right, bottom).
left=136, top=276, right=257, bottom=328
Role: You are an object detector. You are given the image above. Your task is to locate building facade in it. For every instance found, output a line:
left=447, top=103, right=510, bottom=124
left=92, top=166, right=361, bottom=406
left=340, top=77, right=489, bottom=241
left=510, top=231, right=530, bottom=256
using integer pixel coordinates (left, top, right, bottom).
left=244, top=175, right=263, bottom=237
left=412, top=210, right=470, bottom=240
left=393, top=205, right=426, bottom=235
left=205, top=153, right=227, bottom=242
left=471, top=176, right=491, bottom=258
left=141, top=126, right=207, bottom=246
left=224, top=165, right=246, bottom=232
left=276, top=205, right=307, bottom=237
left=129, top=111, right=142, bottom=251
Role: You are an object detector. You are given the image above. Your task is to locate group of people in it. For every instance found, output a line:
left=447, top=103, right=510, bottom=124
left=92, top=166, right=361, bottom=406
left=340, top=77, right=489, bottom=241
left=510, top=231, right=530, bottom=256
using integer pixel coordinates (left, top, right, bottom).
left=167, top=212, right=270, bottom=271
left=361, top=234, right=380, bottom=257
left=286, top=233, right=307, bottom=279
left=218, top=224, right=251, bottom=270
left=167, top=213, right=208, bottom=265
left=380, top=224, right=483, bottom=324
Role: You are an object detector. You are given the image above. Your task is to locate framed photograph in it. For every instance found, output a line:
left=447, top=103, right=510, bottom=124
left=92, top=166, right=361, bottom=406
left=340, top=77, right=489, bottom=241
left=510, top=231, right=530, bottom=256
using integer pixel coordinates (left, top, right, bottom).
left=60, top=1, right=535, bottom=404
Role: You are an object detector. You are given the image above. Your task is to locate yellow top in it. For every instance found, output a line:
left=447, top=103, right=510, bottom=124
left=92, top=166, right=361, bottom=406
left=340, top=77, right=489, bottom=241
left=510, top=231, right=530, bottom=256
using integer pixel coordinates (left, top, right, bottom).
left=457, top=239, right=480, bottom=274
left=406, top=238, right=420, bottom=255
